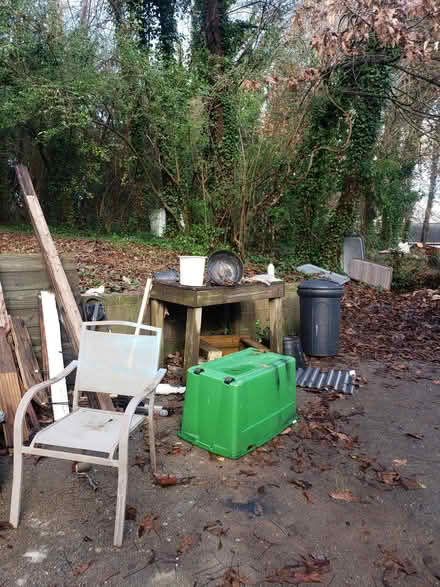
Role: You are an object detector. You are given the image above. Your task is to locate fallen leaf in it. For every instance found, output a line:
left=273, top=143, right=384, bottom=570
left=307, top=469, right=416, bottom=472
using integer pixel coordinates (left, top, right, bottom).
left=125, top=505, right=137, bottom=521
left=289, top=478, right=312, bottom=490
left=398, top=558, right=417, bottom=575
left=266, top=569, right=325, bottom=584
left=177, top=535, right=194, bottom=553
left=153, top=473, right=177, bottom=487
left=329, top=491, right=360, bottom=502
left=203, top=520, right=228, bottom=537
left=138, top=514, right=159, bottom=538
left=432, top=380, right=440, bottom=385
left=72, top=561, right=94, bottom=576
left=239, top=469, right=257, bottom=476
left=257, top=485, right=265, bottom=494
left=392, top=459, right=407, bottom=466
left=377, top=471, right=401, bottom=485
left=133, top=455, right=146, bottom=470
left=0, top=522, right=12, bottom=530
left=303, top=491, right=313, bottom=504
left=400, top=477, right=426, bottom=490
left=222, top=568, right=256, bottom=585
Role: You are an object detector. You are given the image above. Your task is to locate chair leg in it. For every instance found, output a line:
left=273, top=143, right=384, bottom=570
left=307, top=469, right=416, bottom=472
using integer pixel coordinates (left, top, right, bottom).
left=113, top=463, right=128, bottom=547
left=148, top=393, right=157, bottom=473
left=10, top=449, right=24, bottom=528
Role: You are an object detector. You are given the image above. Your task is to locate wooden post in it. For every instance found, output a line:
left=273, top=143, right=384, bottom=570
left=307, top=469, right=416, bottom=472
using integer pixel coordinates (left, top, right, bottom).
left=16, top=165, right=113, bottom=411
left=183, top=307, right=202, bottom=381
left=269, top=297, right=283, bottom=354
left=150, top=299, right=165, bottom=367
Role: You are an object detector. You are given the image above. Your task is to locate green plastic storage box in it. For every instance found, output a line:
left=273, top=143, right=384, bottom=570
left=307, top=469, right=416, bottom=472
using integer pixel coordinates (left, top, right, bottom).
left=179, top=348, right=296, bottom=459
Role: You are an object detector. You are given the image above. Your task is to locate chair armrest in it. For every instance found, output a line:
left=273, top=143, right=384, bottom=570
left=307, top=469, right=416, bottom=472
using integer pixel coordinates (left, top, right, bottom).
left=14, top=360, right=78, bottom=447
left=118, top=369, right=166, bottom=446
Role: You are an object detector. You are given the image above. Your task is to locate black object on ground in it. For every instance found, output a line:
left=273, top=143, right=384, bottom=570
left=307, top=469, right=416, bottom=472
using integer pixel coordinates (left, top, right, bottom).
left=283, top=336, right=305, bottom=368
left=298, top=279, right=344, bottom=356
left=207, top=251, right=244, bottom=285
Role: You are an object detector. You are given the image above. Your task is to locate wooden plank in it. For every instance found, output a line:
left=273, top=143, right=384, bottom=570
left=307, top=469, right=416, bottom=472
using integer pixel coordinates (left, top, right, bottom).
left=151, top=281, right=285, bottom=308
left=269, top=297, right=283, bottom=354
left=183, top=307, right=202, bottom=381
left=200, top=335, right=241, bottom=348
left=240, top=336, right=269, bottom=353
left=0, top=254, right=76, bottom=273
left=0, top=280, right=9, bottom=331
left=199, top=338, right=223, bottom=361
left=151, top=299, right=166, bottom=367
left=10, top=316, right=47, bottom=405
left=40, top=291, right=69, bottom=421
left=0, top=333, right=29, bottom=446
left=0, top=270, right=79, bottom=296
left=16, top=166, right=82, bottom=351
left=3, top=308, right=40, bottom=330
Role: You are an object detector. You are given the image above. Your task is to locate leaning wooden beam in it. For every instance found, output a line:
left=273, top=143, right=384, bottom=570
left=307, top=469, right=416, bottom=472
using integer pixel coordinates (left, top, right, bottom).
left=40, top=291, right=69, bottom=421
left=10, top=316, right=48, bottom=406
left=16, top=165, right=82, bottom=351
left=16, top=164, right=113, bottom=412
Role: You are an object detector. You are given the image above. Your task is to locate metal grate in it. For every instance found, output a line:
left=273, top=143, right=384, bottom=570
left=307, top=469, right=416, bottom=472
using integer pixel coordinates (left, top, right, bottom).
left=296, top=367, right=357, bottom=395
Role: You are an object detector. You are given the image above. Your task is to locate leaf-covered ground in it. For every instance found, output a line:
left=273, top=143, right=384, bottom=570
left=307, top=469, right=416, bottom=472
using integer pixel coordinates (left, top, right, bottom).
left=340, top=283, right=440, bottom=363
left=0, top=230, right=267, bottom=293
left=2, top=229, right=440, bottom=363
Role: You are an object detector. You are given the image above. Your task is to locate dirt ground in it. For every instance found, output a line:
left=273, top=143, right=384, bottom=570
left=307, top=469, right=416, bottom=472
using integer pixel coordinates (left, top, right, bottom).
left=1, top=359, right=440, bottom=586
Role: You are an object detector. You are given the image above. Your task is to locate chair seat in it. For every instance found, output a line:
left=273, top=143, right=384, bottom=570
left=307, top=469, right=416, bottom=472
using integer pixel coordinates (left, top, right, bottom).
left=31, top=408, right=144, bottom=455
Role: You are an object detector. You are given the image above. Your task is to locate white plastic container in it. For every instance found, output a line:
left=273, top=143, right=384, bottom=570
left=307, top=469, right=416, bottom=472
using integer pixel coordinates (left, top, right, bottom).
left=179, top=256, right=206, bottom=286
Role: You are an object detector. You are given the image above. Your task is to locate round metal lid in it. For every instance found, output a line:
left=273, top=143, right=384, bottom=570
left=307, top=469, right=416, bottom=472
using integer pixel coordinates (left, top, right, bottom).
left=207, top=250, right=244, bottom=285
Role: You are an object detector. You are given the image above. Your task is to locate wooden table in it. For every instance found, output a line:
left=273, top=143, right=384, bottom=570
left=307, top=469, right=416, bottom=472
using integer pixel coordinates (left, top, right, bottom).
left=150, top=281, right=285, bottom=380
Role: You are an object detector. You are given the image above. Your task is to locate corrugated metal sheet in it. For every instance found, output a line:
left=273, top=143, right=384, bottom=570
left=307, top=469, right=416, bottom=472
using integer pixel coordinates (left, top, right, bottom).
left=296, top=367, right=357, bottom=395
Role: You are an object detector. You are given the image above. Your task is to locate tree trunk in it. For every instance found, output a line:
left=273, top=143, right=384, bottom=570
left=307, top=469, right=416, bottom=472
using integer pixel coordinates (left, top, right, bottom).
left=203, top=0, right=225, bottom=145
left=421, top=141, right=439, bottom=244
left=80, top=0, right=89, bottom=29
left=322, top=176, right=358, bottom=267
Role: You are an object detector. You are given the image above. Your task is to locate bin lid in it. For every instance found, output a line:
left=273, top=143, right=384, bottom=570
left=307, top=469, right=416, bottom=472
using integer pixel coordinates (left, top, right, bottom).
left=298, top=279, right=344, bottom=292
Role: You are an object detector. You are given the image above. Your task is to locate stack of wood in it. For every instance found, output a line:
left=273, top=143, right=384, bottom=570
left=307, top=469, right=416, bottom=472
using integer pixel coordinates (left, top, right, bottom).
left=0, top=280, right=45, bottom=448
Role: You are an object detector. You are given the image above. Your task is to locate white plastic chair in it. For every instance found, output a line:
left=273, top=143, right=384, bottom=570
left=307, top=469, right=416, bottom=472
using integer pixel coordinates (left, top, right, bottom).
left=9, top=320, right=166, bottom=547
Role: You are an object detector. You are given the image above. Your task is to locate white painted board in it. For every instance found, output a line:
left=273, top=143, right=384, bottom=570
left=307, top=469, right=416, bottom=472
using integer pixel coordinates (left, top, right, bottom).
left=40, top=291, right=69, bottom=420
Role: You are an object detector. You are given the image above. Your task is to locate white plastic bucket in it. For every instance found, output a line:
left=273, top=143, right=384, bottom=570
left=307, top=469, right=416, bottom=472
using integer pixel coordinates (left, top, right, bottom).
left=179, top=256, right=206, bottom=286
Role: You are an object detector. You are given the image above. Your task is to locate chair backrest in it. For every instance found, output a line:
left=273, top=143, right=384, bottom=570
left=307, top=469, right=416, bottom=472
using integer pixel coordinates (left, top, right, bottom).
left=75, top=321, right=162, bottom=397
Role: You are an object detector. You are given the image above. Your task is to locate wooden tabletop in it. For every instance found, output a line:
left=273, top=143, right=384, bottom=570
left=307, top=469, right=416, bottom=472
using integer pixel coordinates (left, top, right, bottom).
left=150, top=280, right=285, bottom=308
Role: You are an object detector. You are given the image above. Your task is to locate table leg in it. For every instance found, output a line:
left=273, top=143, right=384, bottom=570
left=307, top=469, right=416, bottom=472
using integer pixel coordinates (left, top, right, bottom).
left=183, top=307, right=202, bottom=382
left=269, top=297, right=283, bottom=354
left=151, top=300, right=165, bottom=367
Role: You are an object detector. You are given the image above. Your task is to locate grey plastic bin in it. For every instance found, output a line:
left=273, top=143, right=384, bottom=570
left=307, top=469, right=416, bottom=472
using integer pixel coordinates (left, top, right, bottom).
left=298, top=279, right=344, bottom=357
